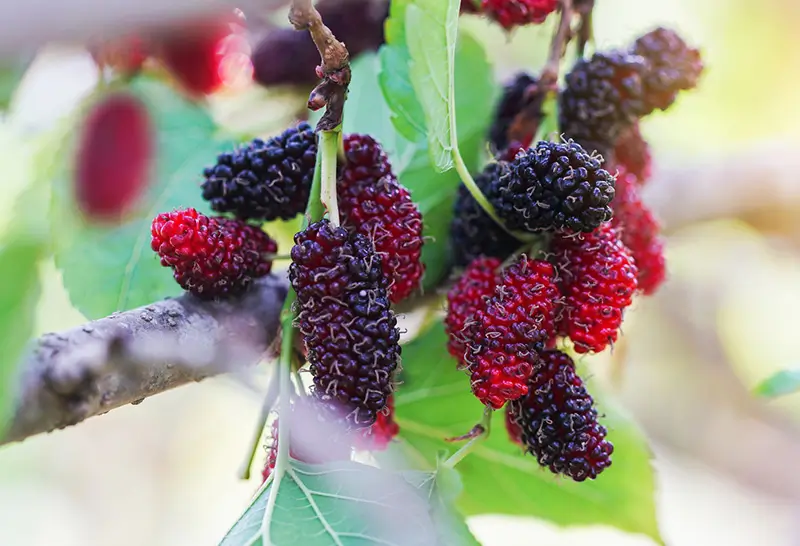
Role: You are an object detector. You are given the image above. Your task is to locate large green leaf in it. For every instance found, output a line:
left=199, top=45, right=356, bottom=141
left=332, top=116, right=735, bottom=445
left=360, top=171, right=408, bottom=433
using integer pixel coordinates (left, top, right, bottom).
left=51, top=77, right=237, bottom=319
left=404, top=0, right=460, bottom=171
left=0, top=58, right=30, bottom=111
left=220, top=459, right=481, bottom=546
left=394, top=323, right=663, bottom=544
left=754, top=369, right=800, bottom=398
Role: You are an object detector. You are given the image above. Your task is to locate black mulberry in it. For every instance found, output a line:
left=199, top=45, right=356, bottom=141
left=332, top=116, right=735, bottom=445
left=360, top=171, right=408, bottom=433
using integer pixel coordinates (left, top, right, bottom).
left=507, top=350, right=613, bottom=481
left=632, top=27, right=703, bottom=112
left=488, top=140, right=615, bottom=233
left=289, top=219, right=400, bottom=428
left=451, top=162, right=521, bottom=266
left=488, top=72, right=539, bottom=153
left=201, top=122, right=317, bottom=221
left=558, top=51, right=649, bottom=153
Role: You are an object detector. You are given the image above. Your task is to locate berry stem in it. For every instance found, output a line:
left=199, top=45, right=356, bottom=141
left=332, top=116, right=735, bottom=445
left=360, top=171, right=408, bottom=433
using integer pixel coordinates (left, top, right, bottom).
left=260, top=289, right=297, bottom=541
left=541, top=0, right=574, bottom=87
left=319, top=129, right=341, bottom=227
left=453, top=151, right=503, bottom=229
left=443, top=406, right=493, bottom=469
left=237, top=361, right=281, bottom=480
left=304, top=142, right=325, bottom=228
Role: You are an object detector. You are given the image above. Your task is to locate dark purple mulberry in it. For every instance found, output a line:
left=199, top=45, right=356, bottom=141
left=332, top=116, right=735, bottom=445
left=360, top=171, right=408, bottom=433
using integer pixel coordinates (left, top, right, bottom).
left=507, top=350, right=613, bottom=481
left=451, top=161, right=521, bottom=267
left=488, top=72, right=539, bottom=153
left=558, top=51, right=649, bottom=154
left=632, top=27, right=703, bottom=112
left=201, top=122, right=317, bottom=222
left=289, top=219, right=400, bottom=428
left=488, top=140, right=615, bottom=234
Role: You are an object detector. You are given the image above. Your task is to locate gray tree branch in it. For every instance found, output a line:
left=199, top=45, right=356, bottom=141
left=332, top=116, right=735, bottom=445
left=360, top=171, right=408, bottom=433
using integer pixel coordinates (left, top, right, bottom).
left=3, top=274, right=289, bottom=446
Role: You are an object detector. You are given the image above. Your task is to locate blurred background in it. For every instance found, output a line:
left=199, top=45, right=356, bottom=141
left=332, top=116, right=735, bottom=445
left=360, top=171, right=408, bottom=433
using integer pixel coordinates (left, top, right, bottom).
left=2, top=0, right=800, bottom=544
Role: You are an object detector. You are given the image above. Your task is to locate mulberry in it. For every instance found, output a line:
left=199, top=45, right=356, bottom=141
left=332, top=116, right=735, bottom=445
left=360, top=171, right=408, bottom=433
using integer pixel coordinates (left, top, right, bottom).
left=559, top=51, right=649, bottom=152
left=482, top=0, right=558, bottom=29
left=632, top=27, right=703, bottom=112
left=353, top=395, right=400, bottom=451
left=505, top=405, right=524, bottom=446
left=612, top=167, right=666, bottom=294
left=466, top=257, right=560, bottom=408
left=489, top=140, right=616, bottom=234
left=445, top=257, right=502, bottom=360
left=290, top=219, right=400, bottom=428
left=201, top=122, right=317, bottom=222
left=508, top=350, right=613, bottom=481
left=613, top=122, right=652, bottom=183
left=338, top=134, right=424, bottom=303
left=151, top=208, right=276, bottom=298
left=553, top=223, right=638, bottom=353
left=451, top=161, right=521, bottom=267
left=488, top=72, right=539, bottom=153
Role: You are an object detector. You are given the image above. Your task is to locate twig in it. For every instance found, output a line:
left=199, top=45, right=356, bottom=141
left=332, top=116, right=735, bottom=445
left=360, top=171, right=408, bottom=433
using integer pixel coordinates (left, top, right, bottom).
left=288, top=0, right=350, bottom=130
left=505, top=0, right=573, bottom=149
left=574, top=0, right=594, bottom=58
left=3, top=275, right=288, bottom=446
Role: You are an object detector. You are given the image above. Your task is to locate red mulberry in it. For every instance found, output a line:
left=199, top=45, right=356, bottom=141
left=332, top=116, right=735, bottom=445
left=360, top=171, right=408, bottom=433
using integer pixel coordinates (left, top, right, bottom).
left=353, top=395, right=400, bottom=451
left=466, top=257, right=560, bottom=408
left=481, top=0, right=558, bottom=29
left=612, top=166, right=666, bottom=295
left=290, top=219, right=400, bottom=428
left=613, top=122, right=652, bottom=183
left=489, top=140, right=616, bottom=234
left=445, top=257, right=502, bottom=361
left=338, top=134, right=424, bottom=303
left=505, top=405, right=524, bottom=446
left=201, top=122, right=317, bottom=222
left=451, top=161, right=521, bottom=267
left=151, top=208, right=277, bottom=299
left=632, top=27, right=703, bottom=112
left=508, top=350, right=613, bottom=481
left=553, top=223, right=638, bottom=353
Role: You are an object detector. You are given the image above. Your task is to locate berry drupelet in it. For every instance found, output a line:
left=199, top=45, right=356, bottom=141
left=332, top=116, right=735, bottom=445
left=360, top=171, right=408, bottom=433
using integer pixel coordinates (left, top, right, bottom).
left=489, top=140, right=616, bottom=234
left=201, top=122, right=317, bottom=222
left=632, top=27, right=703, bottom=112
left=465, top=256, right=560, bottom=408
left=507, top=350, right=613, bottom=481
left=553, top=222, right=638, bottom=353
left=488, top=72, right=539, bottom=153
left=151, top=208, right=277, bottom=299
left=613, top=122, right=652, bottom=183
left=289, top=219, right=400, bottom=428
left=558, top=51, right=649, bottom=153
left=338, top=134, right=424, bottom=303
left=445, top=257, right=502, bottom=361
left=450, top=161, right=521, bottom=267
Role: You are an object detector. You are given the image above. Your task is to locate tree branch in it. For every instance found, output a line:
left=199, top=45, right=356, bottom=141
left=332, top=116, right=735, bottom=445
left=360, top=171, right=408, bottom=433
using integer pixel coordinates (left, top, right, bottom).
left=3, top=274, right=289, bottom=446
left=289, top=0, right=350, bottom=130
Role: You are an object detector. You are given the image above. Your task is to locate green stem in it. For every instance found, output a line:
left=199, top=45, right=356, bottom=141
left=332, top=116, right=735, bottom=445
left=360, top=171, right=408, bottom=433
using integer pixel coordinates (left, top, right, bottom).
left=319, top=129, right=340, bottom=226
left=261, top=290, right=297, bottom=541
left=443, top=406, right=493, bottom=469
left=237, top=361, right=281, bottom=480
left=453, top=150, right=503, bottom=228
left=305, top=147, right=325, bottom=228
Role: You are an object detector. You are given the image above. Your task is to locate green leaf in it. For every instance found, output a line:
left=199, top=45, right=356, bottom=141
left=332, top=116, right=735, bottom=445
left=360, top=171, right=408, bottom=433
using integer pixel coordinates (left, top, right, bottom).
left=51, top=77, right=237, bottom=319
left=754, top=369, right=800, bottom=398
left=220, top=460, right=481, bottom=546
left=394, top=323, right=663, bottom=544
left=404, top=0, right=460, bottom=171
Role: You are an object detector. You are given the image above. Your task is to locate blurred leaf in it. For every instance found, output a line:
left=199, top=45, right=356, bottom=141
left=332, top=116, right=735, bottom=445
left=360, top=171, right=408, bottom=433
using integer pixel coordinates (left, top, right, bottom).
left=51, top=76, right=236, bottom=319
left=394, top=322, right=663, bottom=544
left=220, top=459, right=480, bottom=546
left=0, top=58, right=29, bottom=111
left=404, top=0, right=460, bottom=171
left=754, top=370, right=800, bottom=399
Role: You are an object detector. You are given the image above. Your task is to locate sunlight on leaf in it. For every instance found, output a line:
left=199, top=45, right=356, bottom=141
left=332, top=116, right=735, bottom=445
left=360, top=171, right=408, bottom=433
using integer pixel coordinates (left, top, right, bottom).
left=754, top=369, right=800, bottom=399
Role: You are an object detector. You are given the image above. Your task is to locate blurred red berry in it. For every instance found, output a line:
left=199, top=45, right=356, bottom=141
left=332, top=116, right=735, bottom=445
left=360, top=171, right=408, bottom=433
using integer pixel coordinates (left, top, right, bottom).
left=89, top=34, right=149, bottom=77
left=75, top=93, right=153, bottom=222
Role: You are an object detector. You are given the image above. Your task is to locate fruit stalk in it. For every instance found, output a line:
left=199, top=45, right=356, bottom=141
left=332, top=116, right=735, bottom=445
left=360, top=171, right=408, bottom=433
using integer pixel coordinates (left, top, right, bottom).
left=320, top=129, right=341, bottom=226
